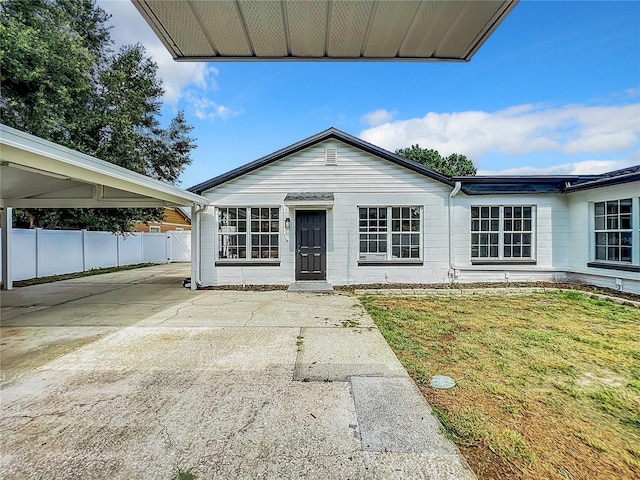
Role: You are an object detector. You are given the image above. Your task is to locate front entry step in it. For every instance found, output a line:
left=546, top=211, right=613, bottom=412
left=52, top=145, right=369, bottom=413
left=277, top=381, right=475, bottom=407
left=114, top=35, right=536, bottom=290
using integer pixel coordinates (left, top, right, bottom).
left=287, top=281, right=334, bottom=293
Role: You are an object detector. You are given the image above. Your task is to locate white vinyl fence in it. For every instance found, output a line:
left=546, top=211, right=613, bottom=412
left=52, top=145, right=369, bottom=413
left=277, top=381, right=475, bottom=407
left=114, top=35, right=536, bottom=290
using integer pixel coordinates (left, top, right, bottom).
left=0, top=229, right=191, bottom=282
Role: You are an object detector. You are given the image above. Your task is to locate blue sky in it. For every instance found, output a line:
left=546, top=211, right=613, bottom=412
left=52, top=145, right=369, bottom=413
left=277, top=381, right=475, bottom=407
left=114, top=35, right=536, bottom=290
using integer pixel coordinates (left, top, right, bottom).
left=99, top=0, right=640, bottom=188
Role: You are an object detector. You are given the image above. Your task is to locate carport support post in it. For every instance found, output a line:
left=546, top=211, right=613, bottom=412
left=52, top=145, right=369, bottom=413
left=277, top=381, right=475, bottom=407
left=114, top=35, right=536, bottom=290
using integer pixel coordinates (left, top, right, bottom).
left=191, top=204, right=200, bottom=291
left=1, top=207, right=13, bottom=290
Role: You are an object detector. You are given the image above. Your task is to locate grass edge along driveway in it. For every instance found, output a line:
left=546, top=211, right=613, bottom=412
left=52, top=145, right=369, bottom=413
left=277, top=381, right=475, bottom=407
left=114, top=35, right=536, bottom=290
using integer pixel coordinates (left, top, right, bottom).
left=360, top=291, right=640, bottom=480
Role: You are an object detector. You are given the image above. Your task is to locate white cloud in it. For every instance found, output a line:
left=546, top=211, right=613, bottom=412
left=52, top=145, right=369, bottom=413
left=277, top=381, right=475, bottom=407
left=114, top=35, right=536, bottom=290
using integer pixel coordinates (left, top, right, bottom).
left=188, top=95, right=243, bottom=121
left=361, top=109, right=397, bottom=127
left=478, top=158, right=639, bottom=176
left=98, top=0, right=233, bottom=113
left=359, top=103, right=640, bottom=161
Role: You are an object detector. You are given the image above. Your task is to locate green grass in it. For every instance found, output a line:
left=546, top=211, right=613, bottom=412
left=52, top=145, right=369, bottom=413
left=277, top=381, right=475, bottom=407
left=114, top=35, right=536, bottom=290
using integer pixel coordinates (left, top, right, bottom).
left=172, top=471, right=196, bottom=480
left=361, top=291, right=640, bottom=480
left=12, top=263, right=155, bottom=287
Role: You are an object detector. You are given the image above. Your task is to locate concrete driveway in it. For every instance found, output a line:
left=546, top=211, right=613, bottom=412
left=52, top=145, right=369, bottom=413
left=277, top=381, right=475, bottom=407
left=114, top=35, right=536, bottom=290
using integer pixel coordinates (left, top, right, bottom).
left=0, top=264, right=475, bottom=480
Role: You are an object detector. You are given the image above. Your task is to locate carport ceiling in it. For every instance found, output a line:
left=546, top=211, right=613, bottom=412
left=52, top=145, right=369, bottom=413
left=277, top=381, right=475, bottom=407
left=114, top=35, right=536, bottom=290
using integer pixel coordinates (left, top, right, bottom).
left=0, top=125, right=207, bottom=209
left=133, top=0, right=517, bottom=62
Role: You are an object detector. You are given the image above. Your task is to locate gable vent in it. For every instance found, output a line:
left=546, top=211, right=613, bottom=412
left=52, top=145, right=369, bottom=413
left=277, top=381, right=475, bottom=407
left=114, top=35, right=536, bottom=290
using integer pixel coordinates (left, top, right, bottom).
left=325, top=147, right=338, bottom=165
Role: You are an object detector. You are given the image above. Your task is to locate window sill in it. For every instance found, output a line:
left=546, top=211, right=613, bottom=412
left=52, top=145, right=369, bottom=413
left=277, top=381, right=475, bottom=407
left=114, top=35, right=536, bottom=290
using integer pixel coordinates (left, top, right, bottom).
left=215, top=261, right=280, bottom=267
left=471, top=259, right=537, bottom=266
left=587, top=262, right=640, bottom=273
left=358, top=260, right=423, bottom=266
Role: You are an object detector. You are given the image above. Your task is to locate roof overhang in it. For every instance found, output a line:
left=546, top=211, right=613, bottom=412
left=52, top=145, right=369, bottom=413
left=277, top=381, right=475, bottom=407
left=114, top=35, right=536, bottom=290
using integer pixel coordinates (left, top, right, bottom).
left=132, top=0, right=517, bottom=62
left=0, top=125, right=209, bottom=209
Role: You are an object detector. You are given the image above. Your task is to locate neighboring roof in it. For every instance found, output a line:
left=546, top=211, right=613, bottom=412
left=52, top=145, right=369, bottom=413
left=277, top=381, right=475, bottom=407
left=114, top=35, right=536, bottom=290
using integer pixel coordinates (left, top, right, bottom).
left=563, top=165, right=640, bottom=192
left=176, top=206, right=192, bottom=220
left=188, top=127, right=453, bottom=194
left=133, top=0, right=517, bottom=62
left=0, top=124, right=208, bottom=208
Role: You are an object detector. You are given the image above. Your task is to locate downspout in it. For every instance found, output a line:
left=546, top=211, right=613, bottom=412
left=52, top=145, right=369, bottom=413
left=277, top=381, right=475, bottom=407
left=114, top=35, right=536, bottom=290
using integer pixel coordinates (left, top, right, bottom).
left=448, top=182, right=462, bottom=284
left=191, top=203, right=208, bottom=291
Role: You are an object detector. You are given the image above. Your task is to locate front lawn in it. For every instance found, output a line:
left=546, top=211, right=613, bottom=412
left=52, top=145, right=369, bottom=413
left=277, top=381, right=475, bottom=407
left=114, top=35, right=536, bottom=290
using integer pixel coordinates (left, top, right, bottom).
left=361, top=291, right=640, bottom=480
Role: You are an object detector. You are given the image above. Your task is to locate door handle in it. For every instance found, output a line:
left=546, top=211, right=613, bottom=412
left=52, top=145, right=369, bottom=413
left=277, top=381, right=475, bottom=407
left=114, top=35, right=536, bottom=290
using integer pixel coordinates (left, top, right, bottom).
left=297, top=245, right=301, bottom=254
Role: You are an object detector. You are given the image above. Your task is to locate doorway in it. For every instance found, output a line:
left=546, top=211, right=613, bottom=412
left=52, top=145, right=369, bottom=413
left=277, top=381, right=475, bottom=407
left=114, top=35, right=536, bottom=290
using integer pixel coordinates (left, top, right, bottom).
left=295, top=210, right=326, bottom=281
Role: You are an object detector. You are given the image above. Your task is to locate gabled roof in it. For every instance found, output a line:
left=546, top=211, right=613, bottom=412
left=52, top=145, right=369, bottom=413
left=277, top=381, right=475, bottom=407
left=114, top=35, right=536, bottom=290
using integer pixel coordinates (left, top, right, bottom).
left=188, top=127, right=453, bottom=194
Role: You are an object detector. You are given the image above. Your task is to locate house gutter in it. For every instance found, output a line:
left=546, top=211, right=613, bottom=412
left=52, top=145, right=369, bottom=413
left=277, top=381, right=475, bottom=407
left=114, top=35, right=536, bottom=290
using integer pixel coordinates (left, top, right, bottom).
left=191, top=203, right=208, bottom=291
left=448, top=182, right=462, bottom=283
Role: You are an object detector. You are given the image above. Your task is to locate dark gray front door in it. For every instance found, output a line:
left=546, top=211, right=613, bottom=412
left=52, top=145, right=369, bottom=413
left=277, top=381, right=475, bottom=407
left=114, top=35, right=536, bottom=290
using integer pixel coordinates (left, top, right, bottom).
left=295, top=211, right=326, bottom=281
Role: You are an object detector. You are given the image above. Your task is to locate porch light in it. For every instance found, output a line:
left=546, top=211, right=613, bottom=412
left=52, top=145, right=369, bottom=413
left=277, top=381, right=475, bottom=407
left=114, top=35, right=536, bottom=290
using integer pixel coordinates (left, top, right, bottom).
left=285, top=217, right=291, bottom=229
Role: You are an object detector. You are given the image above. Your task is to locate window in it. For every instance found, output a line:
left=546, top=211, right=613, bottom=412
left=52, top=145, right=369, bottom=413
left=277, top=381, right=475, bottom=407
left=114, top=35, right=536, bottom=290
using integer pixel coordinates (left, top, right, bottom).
left=471, top=205, right=534, bottom=261
left=359, top=207, right=387, bottom=258
left=218, top=207, right=279, bottom=261
left=149, top=226, right=161, bottom=233
left=594, top=199, right=632, bottom=263
left=359, top=206, right=421, bottom=262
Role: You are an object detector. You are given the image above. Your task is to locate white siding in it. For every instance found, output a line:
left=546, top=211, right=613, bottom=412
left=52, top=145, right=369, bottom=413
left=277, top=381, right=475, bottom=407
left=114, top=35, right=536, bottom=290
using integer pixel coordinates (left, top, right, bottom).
left=566, top=183, right=640, bottom=294
left=196, top=137, right=639, bottom=293
left=450, top=193, right=570, bottom=285
left=199, top=140, right=452, bottom=286
left=210, top=141, right=439, bottom=196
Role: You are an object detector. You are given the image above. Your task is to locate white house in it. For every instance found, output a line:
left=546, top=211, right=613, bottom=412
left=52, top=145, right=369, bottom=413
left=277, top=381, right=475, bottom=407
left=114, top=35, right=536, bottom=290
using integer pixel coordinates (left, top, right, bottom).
left=188, top=128, right=640, bottom=294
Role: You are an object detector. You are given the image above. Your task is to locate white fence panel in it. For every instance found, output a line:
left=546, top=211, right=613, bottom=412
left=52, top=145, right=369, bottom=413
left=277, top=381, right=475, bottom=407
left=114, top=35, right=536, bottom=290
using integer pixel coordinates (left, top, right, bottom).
left=11, top=229, right=37, bottom=281
left=85, top=231, right=118, bottom=270
left=169, top=231, right=191, bottom=262
left=142, top=233, right=168, bottom=263
left=119, top=235, right=143, bottom=266
left=38, top=230, right=84, bottom=277
left=1, top=228, right=191, bottom=283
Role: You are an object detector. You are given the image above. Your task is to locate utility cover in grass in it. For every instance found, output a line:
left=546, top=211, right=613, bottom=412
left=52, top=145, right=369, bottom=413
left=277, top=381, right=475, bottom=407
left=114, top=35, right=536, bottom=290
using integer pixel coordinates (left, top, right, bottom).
left=430, top=375, right=456, bottom=389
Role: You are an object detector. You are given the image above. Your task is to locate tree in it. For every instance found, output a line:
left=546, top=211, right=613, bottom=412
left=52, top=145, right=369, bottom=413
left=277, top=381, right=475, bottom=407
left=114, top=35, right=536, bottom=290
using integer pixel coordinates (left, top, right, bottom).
left=395, top=145, right=477, bottom=177
left=0, top=0, right=95, bottom=145
left=1, top=0, right=196, bottom=233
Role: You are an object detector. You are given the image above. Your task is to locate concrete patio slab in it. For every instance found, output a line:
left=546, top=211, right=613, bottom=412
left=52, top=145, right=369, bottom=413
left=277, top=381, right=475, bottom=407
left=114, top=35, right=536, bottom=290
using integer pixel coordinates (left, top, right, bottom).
left=352, top=376, right=459, bottom=454
left=294, top=327, right=408, bottom=381
left=0, top=263, right=476, bottom=480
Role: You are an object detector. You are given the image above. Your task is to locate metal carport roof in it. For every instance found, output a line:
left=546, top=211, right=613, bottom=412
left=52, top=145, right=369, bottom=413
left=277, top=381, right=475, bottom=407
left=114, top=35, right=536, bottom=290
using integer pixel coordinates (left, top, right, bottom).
left=0, top=124, right=209, bottom=290
left=132, top=0, right=517, bottom=62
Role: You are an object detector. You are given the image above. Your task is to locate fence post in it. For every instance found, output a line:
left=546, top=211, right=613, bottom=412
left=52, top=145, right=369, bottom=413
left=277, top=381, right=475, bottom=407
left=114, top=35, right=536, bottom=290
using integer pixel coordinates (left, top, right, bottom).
left=166, top=232, right=172, bottom=263
left=35, top=227, right=41, bottom=278
left=117, top=233, right=121, bottom=267
left=140, top=232, right=144, bottom=264
left=82, top=229, right=87, bottom=272
left=1, top=207, right=12, bottom=290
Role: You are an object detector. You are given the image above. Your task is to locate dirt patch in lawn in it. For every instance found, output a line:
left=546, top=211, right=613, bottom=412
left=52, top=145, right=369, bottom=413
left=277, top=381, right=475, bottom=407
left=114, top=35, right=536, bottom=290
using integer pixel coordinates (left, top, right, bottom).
left=361, top=291, right=640, bottom=480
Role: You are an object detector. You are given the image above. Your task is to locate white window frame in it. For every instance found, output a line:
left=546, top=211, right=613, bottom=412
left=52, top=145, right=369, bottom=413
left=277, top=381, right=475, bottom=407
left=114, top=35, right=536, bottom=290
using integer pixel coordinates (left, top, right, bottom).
left=592, top=198, right=635, bottom=265
left=217, top=207, right=280, bottom=263
left=149, top=226, right=161, bottom=233
left=358, top=206, right=422, bottom=264
left=470, top=205, right=536, bottom=263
